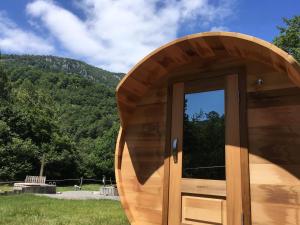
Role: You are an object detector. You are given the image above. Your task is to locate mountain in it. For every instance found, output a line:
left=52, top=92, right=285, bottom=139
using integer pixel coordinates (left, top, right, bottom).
left=2, top=54, right=123, bottom=87
left=0, top=54, right=123, bottom=181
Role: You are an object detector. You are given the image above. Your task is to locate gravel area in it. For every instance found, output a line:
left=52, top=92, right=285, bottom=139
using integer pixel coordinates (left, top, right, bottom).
left=35, top=191, right=120, bottom=201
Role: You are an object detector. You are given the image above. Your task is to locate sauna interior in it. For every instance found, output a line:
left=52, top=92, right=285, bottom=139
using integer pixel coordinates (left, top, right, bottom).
left=115, top=32, right=300, bottom=225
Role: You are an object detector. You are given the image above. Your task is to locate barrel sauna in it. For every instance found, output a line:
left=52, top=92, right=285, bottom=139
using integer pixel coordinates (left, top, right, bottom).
left=115, top=32, right=300, bottom=225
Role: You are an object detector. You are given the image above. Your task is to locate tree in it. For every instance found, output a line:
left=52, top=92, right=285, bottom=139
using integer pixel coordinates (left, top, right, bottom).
left=0, top=74, right=80, bottom=180
left=183, top=110, right=225, bottom=180
left=273, top=16, right=300, bottom=62
left=0, top=56, right=11, bottom=102
left=94, top=122, right=119, bottom=178
left=0, top=54, right=120, bottom=181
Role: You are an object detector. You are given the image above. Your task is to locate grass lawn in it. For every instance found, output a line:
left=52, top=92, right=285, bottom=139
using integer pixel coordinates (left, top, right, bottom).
left=0, top=195, right=129, bottom=225
left=0, top=184, right=101, bottom=193
left=0, top=184, right=13, bottom=192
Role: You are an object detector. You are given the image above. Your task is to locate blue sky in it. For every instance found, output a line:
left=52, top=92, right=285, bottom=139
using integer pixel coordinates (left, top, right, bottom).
left=0, top=0, right=299, bottom=72
left=186, top=90, right=224, bottom=119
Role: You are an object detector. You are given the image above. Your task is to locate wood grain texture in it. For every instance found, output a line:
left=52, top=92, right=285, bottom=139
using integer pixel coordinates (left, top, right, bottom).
left=239, top=69, right=252, bottom=225
left=116, top=32, right=300, bottom=225
left=225, top=74, right=243, bottom=225
left=181, top=178, right=226, bottom=197
left=162, top=85, right=172, bottom=225
left=182, top=196, right=226, bottom=225
left=168, top=83, right=184, bottom=225
left=116, top=32, right=300, bottom=127
left=115, top=87, right=168, bottom=225
left=251, top=202, right=300, bottom=225
left=248, top=85, right=300, bottom=225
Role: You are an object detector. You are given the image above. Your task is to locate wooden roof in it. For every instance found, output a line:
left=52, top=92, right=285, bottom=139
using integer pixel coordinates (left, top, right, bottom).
left=116, top=32, right=300, bottom=126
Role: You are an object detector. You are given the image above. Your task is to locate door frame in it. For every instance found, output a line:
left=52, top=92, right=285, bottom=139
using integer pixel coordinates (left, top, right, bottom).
left=162, top=69, right=251, bottom=225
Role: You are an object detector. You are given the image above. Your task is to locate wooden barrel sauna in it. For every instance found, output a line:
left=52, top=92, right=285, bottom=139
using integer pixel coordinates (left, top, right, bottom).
left=115, top=32, right=300, bottom=225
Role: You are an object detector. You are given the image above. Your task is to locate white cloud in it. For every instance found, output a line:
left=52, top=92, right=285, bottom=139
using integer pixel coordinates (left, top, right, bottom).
left=27, top=1, right=104, bottom=56
left=210, top=26, right=229, bottom=32
left=25, top=0, right=234, bottom=72
left=0, top=12, right=54, bottom=54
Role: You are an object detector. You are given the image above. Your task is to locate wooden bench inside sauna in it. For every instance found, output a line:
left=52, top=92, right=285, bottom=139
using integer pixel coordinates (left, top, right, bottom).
left=115, top=32, right=300, bottom=225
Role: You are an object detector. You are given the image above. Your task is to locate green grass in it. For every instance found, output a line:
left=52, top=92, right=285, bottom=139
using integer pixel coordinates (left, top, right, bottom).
left=56, top=184, right=101, bottom=192
left=0, top=195, right=129, bottom=225
left=0, top=184, right=101, bottom=193
left=0, top=184, right=13, bottom=192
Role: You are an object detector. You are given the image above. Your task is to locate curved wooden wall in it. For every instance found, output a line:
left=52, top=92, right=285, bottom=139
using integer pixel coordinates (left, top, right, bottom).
left=115, top=32, right=300, bottom=225
left=247, top=73, right=300, bottom=224
left=115, top=86, right=168, bottom=225
left=116, top=32, right=300, bottom=127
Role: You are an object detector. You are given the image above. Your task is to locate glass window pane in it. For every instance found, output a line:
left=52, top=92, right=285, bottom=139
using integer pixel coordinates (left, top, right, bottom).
left=182, top=90, right=225, bottom=180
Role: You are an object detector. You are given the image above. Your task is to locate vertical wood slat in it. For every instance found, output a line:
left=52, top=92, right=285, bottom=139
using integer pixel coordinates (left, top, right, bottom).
left=248, top=87, right=300, bottom=225
left=239, top=70, right=252, bottom=225
left=225, top=74, right=243, bottom=225
left=168, top=83, right=184, bottom=225
left=115, top=87, right=168, bottom=225
left=162, top=85, right=172, bottom=225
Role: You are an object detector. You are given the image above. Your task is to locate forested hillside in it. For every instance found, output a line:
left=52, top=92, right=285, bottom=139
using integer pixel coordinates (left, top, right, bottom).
left=0, top=55, right=123, bottom=181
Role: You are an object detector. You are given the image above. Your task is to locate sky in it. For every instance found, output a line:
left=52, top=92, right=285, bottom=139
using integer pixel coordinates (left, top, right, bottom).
left=186, top=90, right=224, bottom=119
left=0, top=0, right=299, bottom=73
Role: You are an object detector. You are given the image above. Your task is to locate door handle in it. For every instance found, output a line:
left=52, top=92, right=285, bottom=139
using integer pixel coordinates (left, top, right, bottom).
left=172, top=138, right=178, bottom=163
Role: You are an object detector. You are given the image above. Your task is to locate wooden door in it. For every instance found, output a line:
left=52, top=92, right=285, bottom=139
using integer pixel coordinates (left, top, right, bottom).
left=168, top=74, right=245, bottom=225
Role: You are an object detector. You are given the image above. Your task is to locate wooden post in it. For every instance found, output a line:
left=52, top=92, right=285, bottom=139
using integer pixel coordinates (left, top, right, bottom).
left=39, top=154, right=45, bottom=177
left=79, top=177, right=83, bottom=188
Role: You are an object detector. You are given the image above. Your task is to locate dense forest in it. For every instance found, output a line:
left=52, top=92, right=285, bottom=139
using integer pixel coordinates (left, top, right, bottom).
left=0, top=55, right=123, bottom=181
left=183, top=110, right=225, bottom=180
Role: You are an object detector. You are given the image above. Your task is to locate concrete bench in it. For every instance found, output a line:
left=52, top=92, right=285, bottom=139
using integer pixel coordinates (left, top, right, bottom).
left=25, top=176, right=46, bottom=184
left=99, top=186, right=119, bottom=196
left=13, top=176, right=56, bottom=194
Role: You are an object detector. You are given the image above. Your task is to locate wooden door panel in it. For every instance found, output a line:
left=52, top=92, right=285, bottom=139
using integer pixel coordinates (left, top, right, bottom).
left=181, top=178, right=226, bottom=197
left=168, top=75, right=247, bottom=225
left=182, top=196, right=226, bottom=225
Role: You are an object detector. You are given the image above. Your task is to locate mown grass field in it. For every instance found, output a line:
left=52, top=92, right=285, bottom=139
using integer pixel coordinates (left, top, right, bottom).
left=0, top=184, right=12, bottom=192
left=0, top=195, right=129, bottom=225
left=0, top=184, right=101, bottom=193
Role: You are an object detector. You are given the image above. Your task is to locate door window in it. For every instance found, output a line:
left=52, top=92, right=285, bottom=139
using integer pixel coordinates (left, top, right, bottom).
left=182, top=90, right=225, bottom=180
